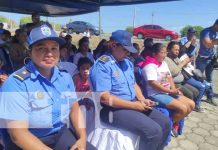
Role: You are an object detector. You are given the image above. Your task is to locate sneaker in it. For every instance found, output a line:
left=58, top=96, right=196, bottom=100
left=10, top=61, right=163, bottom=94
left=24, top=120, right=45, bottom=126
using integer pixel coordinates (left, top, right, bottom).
left=171, top=128, right=178, bottom=137
left=171, top=123, right=179, bottom=137
left=194, top=106, right=205, bottom=113
left=207, top=99, right=218, bottom=106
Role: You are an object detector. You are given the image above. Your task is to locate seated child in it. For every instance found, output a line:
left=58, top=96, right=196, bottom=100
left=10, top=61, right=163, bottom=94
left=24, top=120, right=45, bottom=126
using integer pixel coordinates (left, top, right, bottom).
left=73, top=57, right=93, bottom=92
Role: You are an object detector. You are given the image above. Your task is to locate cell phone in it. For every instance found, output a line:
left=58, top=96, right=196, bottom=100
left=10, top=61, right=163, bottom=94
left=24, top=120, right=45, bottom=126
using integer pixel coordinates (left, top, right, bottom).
left=153, top=102, right=159, bottom=106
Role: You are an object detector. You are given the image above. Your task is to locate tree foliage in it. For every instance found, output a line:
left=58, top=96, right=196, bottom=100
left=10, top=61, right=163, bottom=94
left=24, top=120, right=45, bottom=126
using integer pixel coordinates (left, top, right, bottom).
left=69, top=19, right=73, bottom=23
left=51, top=22, right=62, bottom=31
left=180, top=25, right=203, bottom=38
left=0, top=16, right=17, bottom=29
left=0, top=16, right=8, bottom=23
left=126, top=26, right=133, bottom=33
left=20, top=16, right=32, bottom=25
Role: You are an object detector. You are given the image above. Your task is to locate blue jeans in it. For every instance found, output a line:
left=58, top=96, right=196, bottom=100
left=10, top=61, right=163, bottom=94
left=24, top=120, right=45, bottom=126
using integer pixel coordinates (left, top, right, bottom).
left=186, top=77, right=206, bottom=107
left=196, top=56, right=214, bottom=99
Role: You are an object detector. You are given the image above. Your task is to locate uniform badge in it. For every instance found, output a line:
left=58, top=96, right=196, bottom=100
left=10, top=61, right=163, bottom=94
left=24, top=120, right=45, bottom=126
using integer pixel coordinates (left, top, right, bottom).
left=111, top=60, right=115, bottom=64
left=113, top=70, right=120, bottom=77
left=35, top=91, right=44, bottom=100
left=22, top=70, right=27, bottom=75
left=41, top=26, right=51, bottom=36
left=99, top=55, right=109, bottom=63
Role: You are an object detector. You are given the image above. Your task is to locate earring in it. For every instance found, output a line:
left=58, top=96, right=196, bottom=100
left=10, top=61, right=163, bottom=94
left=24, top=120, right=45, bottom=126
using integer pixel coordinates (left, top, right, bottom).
left=24, top=57, right=31, bottom=65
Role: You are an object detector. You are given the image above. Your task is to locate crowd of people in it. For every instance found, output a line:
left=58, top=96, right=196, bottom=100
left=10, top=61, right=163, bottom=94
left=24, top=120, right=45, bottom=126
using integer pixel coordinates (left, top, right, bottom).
left=0, top=12, right=217, bottom=150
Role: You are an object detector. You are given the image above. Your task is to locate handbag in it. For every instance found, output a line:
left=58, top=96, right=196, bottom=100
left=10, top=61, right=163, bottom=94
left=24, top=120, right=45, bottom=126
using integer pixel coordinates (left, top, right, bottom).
left=181, top=69, right=191, bottom=80
left=192, top=69, right=205, bottom=82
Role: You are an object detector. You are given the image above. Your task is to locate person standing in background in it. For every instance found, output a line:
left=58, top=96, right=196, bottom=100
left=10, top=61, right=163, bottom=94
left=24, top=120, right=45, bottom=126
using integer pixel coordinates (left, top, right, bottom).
left=196, top=19, right=218, bottom=106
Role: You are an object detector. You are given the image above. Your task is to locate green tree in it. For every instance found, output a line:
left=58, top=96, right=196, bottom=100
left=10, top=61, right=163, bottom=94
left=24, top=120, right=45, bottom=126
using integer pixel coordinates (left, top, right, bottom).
left=51, top=23, right=62, bottom=31
left=55, top=24, right=62, bottom=31
left=7, top=19, right=17, bottom=29
left=126, top=26, right=133, bottom=33
left=20, top=16, right=32, bottom=25
left=180, top=25, right=203, bottom=38
left=0, top=16, right=8, bottom=23
left=0, top=16, right=17, bottom=29
left=69, top=19, right=73, bottom=23
left=194, top=26, right=204, bottom=38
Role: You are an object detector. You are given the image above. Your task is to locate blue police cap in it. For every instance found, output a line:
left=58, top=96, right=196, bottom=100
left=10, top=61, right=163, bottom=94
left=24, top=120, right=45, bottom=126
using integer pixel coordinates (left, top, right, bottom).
left=28, top=24, right=65, bottom=47
left=215, top=19, right=218, bottom=25
left=111, top=30, right=137, bottom=53
left=0, top=29, right=4, bottom=35
left=187, top=27, right=196, bottom=33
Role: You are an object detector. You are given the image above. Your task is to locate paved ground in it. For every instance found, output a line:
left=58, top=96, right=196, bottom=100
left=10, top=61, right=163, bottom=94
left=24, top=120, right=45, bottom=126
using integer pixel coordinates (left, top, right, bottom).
left=166, top=70, right=218, bottom=150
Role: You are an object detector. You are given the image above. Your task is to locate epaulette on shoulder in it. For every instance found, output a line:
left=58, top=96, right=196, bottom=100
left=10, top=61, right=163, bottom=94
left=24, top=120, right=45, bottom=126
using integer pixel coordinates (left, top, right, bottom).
left=13, top=68, right=31, bottom=81
left=99, top=55, right=110, bottom=64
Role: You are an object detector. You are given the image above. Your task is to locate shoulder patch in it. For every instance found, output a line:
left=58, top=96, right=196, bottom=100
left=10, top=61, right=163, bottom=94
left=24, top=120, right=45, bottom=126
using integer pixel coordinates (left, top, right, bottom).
left=13, top=68, right=31, bottom=81
left=99, top=55, right=110, bottom=63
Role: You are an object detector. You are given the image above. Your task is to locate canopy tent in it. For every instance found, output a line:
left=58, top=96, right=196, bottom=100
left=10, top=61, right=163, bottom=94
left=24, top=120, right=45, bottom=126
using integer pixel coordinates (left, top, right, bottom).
left=0, top=0, right=180, bottom=16
left=0, top=0, right=98, bottom=16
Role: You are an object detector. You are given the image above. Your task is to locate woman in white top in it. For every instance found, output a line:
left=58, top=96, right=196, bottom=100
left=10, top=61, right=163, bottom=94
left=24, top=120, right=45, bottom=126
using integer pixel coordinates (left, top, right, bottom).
left=73, top=37, right=94, bottom=65
left=140, top=43, right=195, bottom=123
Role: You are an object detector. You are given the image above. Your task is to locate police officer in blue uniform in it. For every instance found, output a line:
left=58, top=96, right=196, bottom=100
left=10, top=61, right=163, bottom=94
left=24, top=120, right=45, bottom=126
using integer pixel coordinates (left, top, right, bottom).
left=89, top=30, right=171, bottom=150
left=196, top=19, right=218, bottom=106
left=0, top=24, right=96, bottom=150
left=179, top=27, right=198, bottom=57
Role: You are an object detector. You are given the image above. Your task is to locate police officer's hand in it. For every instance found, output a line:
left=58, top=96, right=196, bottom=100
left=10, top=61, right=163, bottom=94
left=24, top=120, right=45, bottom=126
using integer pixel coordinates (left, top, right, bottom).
left=140, top=99, right=155, bottom=107
left=178, top=90, right=183, bottom=96
left=0, top=74, right=8, bottom=84
left=70, top=138, right=86, bottom=150
left=134, top=101, right=152, bottom=112
left=191, top=37, right=197, bottom=46
left=169, top=88, right=180, bottom=95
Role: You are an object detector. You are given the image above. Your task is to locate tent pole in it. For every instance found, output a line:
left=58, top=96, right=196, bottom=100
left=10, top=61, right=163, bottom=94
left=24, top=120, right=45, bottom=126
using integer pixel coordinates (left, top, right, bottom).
left=98, top=6, right=101, bottom=39
left=133, top=6, right=136, bottom=29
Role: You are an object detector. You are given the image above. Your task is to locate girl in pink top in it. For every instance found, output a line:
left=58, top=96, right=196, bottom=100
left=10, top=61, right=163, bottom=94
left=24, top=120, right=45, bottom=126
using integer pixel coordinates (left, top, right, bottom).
left=73, top=57, right=93, bottom=92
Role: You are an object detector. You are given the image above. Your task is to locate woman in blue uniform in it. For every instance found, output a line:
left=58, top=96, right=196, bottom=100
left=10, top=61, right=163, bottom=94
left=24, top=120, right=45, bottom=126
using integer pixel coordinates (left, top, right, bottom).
left=0, top=24, right=96, bottom=150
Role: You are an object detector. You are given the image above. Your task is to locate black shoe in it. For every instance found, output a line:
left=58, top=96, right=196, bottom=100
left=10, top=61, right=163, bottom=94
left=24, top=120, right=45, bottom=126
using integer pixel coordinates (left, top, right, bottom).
left=207, top=99, right=218, bottom=106
left=194, top=106, right=205, bottom=113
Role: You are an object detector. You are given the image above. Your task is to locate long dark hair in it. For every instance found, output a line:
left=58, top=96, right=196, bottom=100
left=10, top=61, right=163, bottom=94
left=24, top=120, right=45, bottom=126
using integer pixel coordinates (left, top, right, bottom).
left=77, top=37, right=91, bottom=53
left=11, top=29, right=27, bottom=43
left=93, top=39, right=107, bottom=59
left=151, top=43, right=166, bottom=55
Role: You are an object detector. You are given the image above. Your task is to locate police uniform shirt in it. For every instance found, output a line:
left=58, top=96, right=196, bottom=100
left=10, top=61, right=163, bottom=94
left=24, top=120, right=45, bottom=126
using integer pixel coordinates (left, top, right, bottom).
left=199, top=27, right=218, bottom=57
left=0, top=61, right=77, bottom=137
left=180, top=36, right=198, bottom=57
left=90, top=54, right=135, bottom=101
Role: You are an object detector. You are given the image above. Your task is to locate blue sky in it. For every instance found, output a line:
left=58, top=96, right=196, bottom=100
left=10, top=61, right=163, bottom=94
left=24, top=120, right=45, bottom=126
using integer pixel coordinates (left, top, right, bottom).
left=0, top=0, right=217, bottom=34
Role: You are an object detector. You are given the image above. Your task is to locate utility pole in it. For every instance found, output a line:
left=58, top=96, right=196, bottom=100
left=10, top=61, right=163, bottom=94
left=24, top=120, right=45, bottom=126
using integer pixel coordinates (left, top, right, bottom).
left=133, top=7, right=136, bottom=29
left=151, top=11, right=154, bottom=25
left=98, top=6, right=102, bottom=39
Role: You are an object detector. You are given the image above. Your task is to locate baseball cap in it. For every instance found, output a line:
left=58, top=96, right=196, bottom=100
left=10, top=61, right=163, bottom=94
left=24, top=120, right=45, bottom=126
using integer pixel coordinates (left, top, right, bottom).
left=28, top=24, right=65, bottom=47
left=215, top=19, right=218, bottom=25
left=187, top=27, right=196, bottom=33
left=0, top=29, right=4, bottom=35
left=111, top=30, right=137, bottom=53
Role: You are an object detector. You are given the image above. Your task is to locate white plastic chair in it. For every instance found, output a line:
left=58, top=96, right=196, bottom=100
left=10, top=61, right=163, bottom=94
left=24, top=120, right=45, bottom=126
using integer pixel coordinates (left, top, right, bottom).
left=78, top=89, right=140, bottom=150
